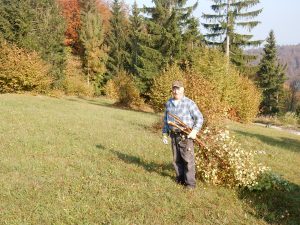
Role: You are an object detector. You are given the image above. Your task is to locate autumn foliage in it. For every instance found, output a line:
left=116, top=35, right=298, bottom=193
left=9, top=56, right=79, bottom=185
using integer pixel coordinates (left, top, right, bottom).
left=0, top=41, right=51, bottom=93
left=150, top=58, right=261, bottom=124
left=58, top=0, right=81, bottom=48
left=105, top=71, right=143, bottom=108
left=58, top=0, right=110, bottom=52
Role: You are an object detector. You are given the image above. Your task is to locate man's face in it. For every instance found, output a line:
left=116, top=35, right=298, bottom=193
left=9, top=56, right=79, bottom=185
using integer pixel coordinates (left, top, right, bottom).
left=172, top=86, right=184, bottom=100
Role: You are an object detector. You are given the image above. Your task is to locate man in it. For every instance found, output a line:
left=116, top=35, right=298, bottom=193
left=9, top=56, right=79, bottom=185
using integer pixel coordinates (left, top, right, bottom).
left=162, top=80, right=203, bottom=189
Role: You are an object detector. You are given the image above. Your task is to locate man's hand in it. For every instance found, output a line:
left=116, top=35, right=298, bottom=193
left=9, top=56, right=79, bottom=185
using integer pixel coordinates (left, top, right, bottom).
left=187, top=129, right=198, bottom=139
left=162, top=133, right=168, bottom=145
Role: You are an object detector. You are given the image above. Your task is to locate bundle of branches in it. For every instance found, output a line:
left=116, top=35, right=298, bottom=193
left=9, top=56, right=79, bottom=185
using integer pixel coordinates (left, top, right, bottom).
left=167, top=112, right=268, bottom=188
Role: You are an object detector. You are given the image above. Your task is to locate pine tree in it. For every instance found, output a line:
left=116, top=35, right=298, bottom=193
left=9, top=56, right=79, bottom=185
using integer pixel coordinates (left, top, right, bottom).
left=0, top=0, right=34, bottom=44
left=31, top=0, right=67, bottom=86
left=127, top=1, right=162, bottom=95
left=202, top=0, right=262, bottom=67
left=143, top=0, right=199, bottom=66
left=256, top=30, right=286, bottom=115
left=106, top=0, right=129, bottom=77
left=79, top=0, right=107, bottom=89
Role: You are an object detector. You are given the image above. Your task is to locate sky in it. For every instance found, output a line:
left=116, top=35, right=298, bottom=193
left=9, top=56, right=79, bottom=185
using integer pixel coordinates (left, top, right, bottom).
left=123, top=0, right=300, bottom=46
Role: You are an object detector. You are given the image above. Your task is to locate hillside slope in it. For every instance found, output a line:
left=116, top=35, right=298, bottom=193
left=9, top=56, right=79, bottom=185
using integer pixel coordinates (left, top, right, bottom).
left=0, top=94, right=299, bottom=224
left=247, top=44, right=300, bottom=81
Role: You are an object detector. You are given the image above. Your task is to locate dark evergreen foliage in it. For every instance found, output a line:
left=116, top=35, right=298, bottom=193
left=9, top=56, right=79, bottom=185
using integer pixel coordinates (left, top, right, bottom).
left=202, top=0, right=262, bottom=68
left=105, top=0, right=129, bottom=78
left=127, top=1, right=162, bottom=96
left=0, top=0, right=66, bottom=87
left=79, top=0, right=107, bottom=91
left=142, top=0, right=201, bottom=67
left=256, top=30, right=286, bottom=115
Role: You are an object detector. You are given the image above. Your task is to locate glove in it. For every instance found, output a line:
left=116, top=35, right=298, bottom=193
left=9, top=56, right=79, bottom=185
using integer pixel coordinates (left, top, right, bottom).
left=162, top=133, right=168, bottom=145
left=187, top=129, right=198, bottom=139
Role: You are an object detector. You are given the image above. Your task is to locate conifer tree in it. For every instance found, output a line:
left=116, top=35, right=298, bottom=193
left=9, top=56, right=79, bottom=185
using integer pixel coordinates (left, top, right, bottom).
left=79, top=0, right=107, bottom=89
left=31, top=0, right=66, bottom=86
left=0, top=0, right=66, bottom=87
left=106, top=0, right=129, bottom=77
left=202, top=0, right=262, bottom=67
left=256, top=30, right=286, bottom=115
left=127, top=1, right=162, bottom=95
left=143, top=0, right=200, bottom=66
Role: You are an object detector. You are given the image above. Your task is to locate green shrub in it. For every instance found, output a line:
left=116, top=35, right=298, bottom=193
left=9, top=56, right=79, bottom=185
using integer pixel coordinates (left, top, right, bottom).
left=249, top=171, right=295, bottom=191
left=149, top=65, right=185, bottom=112
left=279, top=112, right=299, bottom=126
left=0, top=41, right=51, bottom=93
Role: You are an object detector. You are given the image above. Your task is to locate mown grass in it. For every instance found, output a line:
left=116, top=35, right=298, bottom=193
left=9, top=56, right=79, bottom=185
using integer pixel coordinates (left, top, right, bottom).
left=0, top=94, right=299, bottom=225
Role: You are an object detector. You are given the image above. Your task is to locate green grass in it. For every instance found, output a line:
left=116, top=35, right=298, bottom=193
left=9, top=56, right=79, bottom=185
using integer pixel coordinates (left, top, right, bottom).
left=0, top=94, right=299, bottom=225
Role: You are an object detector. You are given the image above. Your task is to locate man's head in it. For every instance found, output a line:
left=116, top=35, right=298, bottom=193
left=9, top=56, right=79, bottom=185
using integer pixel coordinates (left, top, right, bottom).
left=172, top=80, right=184, bottom=100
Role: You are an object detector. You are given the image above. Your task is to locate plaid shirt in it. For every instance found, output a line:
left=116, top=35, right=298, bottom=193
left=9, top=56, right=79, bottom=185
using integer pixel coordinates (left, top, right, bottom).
left=162, top=96, right=203, bottom=134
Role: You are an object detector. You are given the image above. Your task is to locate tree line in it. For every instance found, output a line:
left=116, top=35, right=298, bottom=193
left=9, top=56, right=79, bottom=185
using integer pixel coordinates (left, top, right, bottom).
left=1, top=0, right=297, bottom=117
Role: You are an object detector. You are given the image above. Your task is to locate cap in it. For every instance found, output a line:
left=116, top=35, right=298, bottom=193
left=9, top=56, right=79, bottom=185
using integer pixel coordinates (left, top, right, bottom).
left=172, top=80, right=184, bottom=88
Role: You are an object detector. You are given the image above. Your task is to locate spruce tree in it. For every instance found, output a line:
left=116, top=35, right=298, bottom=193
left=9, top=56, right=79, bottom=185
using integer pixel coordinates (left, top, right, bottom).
left=143, top=0, right=199, bottom=66
left=79, top=0, right=107, bottom=89
left=256, top=30, right=286, bottom=115
left=106, top=0, right=129, bottom=77
left=30, top=0, right=66, bottom=86
left=202, top=0, right=262, bottom=67
left=127, top=1, right=162, bottom=95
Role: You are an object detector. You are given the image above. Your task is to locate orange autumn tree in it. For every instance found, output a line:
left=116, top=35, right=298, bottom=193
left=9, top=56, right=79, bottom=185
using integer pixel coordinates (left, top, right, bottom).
left=58, top=0, right=81, bottom=51
left=58, top=0, right=110, bottom=53
left=97, top=0, right=111, bottom=32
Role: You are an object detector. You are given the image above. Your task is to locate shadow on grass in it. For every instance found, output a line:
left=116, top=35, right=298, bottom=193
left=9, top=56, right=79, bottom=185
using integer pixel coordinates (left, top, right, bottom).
left=95, top=144, right=174, bottom=179
left=106, top=148, right=174, bottom=179
left=239, top=183, right=300, bottom=225
left=233, top=130, right=300, bottom=153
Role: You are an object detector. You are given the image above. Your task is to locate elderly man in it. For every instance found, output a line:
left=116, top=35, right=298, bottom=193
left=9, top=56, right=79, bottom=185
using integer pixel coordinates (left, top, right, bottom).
left=162, top=80, right=203, bottom=189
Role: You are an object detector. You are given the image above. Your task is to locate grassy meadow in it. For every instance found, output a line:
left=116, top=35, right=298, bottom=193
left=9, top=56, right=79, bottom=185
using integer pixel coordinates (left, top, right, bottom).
left=0, top=94, right=299, bottom=225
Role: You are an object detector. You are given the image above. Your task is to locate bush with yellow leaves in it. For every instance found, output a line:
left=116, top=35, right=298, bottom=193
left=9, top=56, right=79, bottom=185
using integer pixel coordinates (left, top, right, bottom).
left=62, top=53, right=94, bottom=97
left=191, top=47, right=262, bottom=123
left=149, top=65, right=185, bottom=112
left=184, top=69, right=227, bottom=125
left=105, top=71, right=143, bottom=108
left=232, top=76, right=261, bottom=123
left=0, top=41, right=51, bottom=93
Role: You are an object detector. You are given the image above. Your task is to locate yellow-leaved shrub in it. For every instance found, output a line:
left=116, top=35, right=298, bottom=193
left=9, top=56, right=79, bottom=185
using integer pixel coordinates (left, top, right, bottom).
left=0, top=41, right=51, bottom=93
left=232, top=76, right=262, bottom=122
left=63, top=53, right=94, bottom=97
left=149, top=65, right=185, bottom=112
left=105, top=71, right=143, bottom=108
left=184, top=70, right=226, bottom=125
left=104, top=79, right=118, bottom=100
left=192, top=47, right=261, bottom=123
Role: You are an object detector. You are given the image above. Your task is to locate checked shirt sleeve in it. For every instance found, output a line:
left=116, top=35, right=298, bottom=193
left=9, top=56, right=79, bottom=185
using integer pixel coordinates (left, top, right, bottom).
left=189, top=100, right=203, bottom=132
left=162, top=109, right=169, bottom=134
